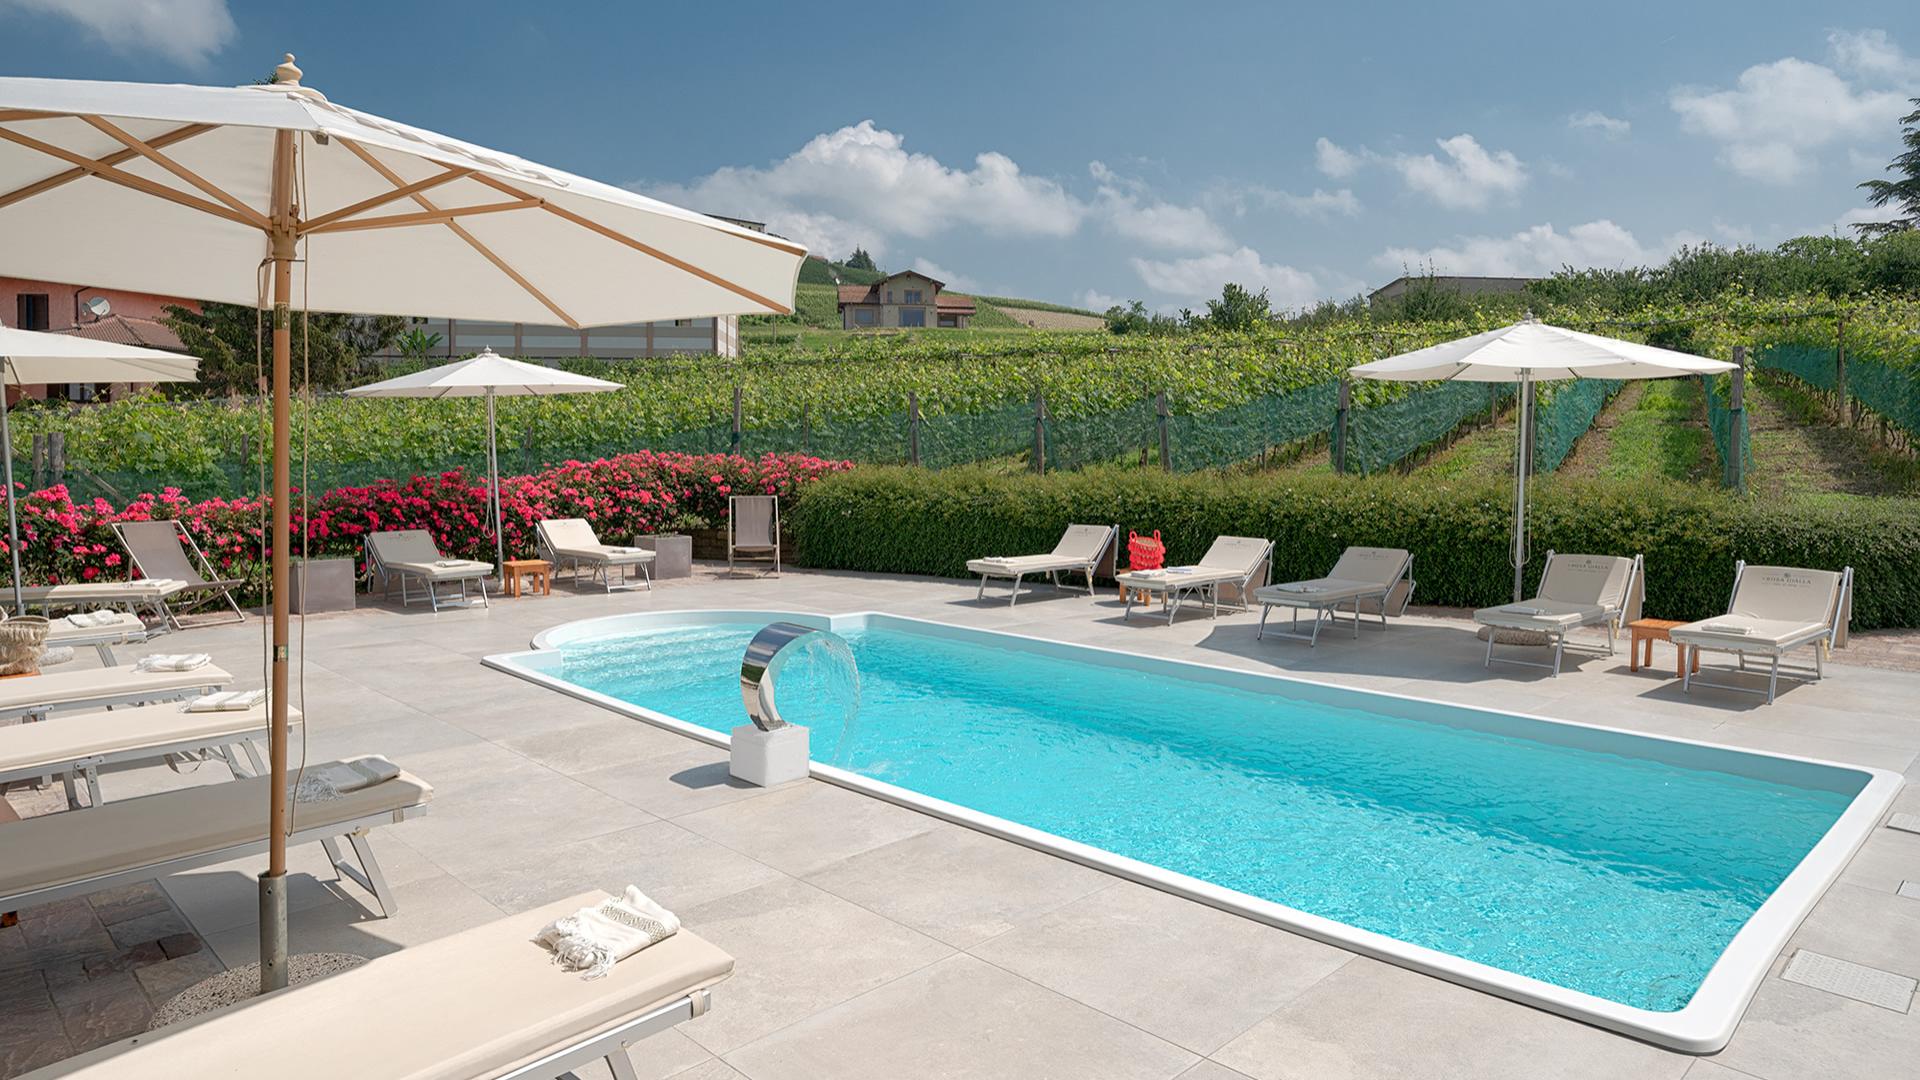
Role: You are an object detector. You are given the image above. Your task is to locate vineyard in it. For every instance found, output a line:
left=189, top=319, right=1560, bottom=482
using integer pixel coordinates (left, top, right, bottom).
left=8, top=296, right=1919, bottom=506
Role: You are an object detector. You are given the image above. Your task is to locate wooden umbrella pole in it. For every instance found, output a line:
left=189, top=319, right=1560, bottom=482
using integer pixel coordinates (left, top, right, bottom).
left=259, top=125, right=296, bottom=995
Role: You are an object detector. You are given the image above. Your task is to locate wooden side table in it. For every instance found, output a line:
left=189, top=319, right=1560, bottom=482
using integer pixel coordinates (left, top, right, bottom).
left=502, top=558, right=552, bottom=598
left=1628, top=618, right=1698, bottom=677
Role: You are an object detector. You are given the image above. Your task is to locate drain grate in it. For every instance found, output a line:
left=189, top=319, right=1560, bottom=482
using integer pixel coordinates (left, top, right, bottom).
left=1900, top=881, right=1920, bottom=902
left=1781, top=950, right=1916, bottom=1012
left=1888, top=812, right=1920, bottom=835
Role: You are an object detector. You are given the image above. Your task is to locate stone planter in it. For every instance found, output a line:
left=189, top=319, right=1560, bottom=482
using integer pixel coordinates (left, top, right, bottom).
left=636, top=534, right=693, bottom=579
left=290, top=557, right=357, bottom=614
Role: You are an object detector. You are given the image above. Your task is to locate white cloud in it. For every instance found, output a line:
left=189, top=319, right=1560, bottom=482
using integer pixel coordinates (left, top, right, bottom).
left=1315, top=137, right=1362, bottom=179
left=649, top=120, right=1085, bottom=260
left=1259, top=187, right=1363, bottom=219
left=1567, top=110, right=1631, bottom=139
left=1090, top=161, right=1232, bottom=252
left=1130, top=246, right=1324, bottom=308
left=1389, top=134, right=1527, bottom=210
left=1080, top=289, right=1124, bottom=312
left=910, top=258, right=979, bottom=293
left=1373, top=220, right=1679, bottom=278
left=3, top=0, right=234, bottom=68
left=1834, top=203, right=1904, bottom=232
left=1670, top=34, right=1914, bottom=183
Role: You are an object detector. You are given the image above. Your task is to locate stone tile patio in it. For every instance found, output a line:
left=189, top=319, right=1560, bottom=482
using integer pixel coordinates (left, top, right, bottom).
left=3, top=565, right=1917, bottom=1079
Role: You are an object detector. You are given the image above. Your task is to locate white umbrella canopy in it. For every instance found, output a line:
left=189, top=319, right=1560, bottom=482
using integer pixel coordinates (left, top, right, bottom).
left=0, top=326, right=199, bottom=611
left=348, top=349, right=622, bottom=572
left=0, top=54, right=805, bottom=994
left=1349, top=319, right=1738, bottom=601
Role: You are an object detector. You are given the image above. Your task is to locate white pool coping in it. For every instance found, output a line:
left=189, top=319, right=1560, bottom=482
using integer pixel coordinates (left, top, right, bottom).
left=484, top=608, right=1904, bottom=1054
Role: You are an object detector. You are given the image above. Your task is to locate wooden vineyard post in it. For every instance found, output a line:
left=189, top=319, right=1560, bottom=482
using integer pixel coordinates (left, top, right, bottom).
left=729, top=386, right=743, bottom=455
left=1728, top=346, right=1747, bottom=492
left=1155, top=391, right=1171, bottom=471
left=1032, top=393, right=1047, bottom=475
left=1333, top=378, right=1350, bottom=474
left=907, top=391, right=921, bottom=467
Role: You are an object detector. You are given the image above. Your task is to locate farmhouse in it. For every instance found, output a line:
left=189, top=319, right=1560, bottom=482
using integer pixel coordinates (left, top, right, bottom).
left=837, top=270, right=976, bottom=329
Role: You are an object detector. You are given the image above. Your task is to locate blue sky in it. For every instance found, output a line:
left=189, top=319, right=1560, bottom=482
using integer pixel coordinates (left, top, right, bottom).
left=2, top=1, right=1916, bottom=311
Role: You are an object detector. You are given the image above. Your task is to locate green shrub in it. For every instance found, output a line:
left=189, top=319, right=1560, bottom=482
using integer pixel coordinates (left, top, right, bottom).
left=789, top=467, right=1920, bottom=629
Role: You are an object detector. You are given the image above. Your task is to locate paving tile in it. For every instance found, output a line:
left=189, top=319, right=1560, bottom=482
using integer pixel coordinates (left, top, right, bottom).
left=80, top=941, right=165, bottom=977
left=132, top=947, right=225, bottom=1006
left=1212, top=958, right=1689, bottom=1080
left=83, top=883, right=171, bottom=927
left=725, top=953, right=1197, bottom=1080
left=494, top=718, right=695, bottom=775
left=1711, top=974, right=1920, bottom=1080
left=674, top=780, right=942, bottom=877
left=452, top=820, right=784, bottom=915
left=1785, top=881, right=1920, bottom=974
left=805, top=824, right=1114, bottom=949
left=576, top=746, right=772, bottom=820
left=971, top=880, right=1353, bottom=1054
left=0, top=1010, right=72, bottom=1078
left=52, top=972, right=151, bottom=1053
left=672, top=876, right=953, bottom=1056
left=200, top=872, right=503, bottom=969
left=1780, top=950, right=1916, bottom=1012
left=1179, top=1064, right=1258, bottom=1080
left=103, top=909, right=192, bottom=952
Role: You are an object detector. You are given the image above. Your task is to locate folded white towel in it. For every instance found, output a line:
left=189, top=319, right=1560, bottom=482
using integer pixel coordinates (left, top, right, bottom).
left=433, top=559, right=469, bottom=568
left=1276, top=583, right=1324, bottom=594
left=1699, top=623, right=1755, bottom=635
left=1167, top=566, right=1197, bottom=575
left=64, top=610, right=124, bottom=628
left=185, top=689, right=266, bottom=712
left=137, top=652, right=211, bottom=672
left=1129, top=568, right=1166, bottom=578
left=137, top=578, right=184, bottom=590
left=1501, top=605, right=1547, bottom=616
left=294, top=756, right=400, bottom=803
left=535, top=885, right=681, bottom=980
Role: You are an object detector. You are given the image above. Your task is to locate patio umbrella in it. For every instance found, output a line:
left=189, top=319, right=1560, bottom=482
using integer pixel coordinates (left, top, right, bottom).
left=0, top=55, right=804, bottom=993
left=1348, top=319, right=1736, bottom=602
left=0, top=326, right=198, bottom=612
left=346, top=349, right=621, bottom=576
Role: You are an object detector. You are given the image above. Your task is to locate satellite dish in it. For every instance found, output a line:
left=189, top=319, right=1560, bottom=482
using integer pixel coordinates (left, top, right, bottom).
left=83, top=296, right=111, bottom=319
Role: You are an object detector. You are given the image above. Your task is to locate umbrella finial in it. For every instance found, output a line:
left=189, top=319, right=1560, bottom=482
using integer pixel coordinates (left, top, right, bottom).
left=275, top=54, right=303, bottom=87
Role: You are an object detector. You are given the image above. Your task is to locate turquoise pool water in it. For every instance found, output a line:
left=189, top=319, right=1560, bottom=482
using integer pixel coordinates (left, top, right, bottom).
left=552, top=620, right=1861, bottom=1013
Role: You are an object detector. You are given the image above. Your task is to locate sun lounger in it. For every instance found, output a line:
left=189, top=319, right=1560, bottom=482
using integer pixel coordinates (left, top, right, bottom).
left=109, top=520, right=247, bottom=628
left=1255, top=547, right=1415, bottom=646
left=5, top=580, right=188, bottom=624
left=1474, top=551, right=1643, bottom=676
left=22, top=889, right=730, bottom=1080
left=0, top=700, right=284, bottom=809
left=367, top=529, right=493, bottom=611
left=728, top=494, right=782, bottom=577
left=0, top=661, right=232, bottom=723
left=1670, top=562, right=1852, bottom=704
left=1118, top=536, right=1274, bottom=624
left=0, top=758, right=428, bottom=920
left=538, top=518, right=654, bottom=592
left=43, top=610, right=151, bottom=664
left=966, top=524, right=1118, bottom=607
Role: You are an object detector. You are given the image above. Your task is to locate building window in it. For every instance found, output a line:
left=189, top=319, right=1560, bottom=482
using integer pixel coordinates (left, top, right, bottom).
left=904, top=289, right=923, bottom=304
left=885, top=290, right=894, bottom=303
left=16, top=294, right=50, bottom=331
left=854, top=307, right=877, bottom=326
left=900, top=307, right=926, bottom=328
left=938, top=314, right=958, bottom=328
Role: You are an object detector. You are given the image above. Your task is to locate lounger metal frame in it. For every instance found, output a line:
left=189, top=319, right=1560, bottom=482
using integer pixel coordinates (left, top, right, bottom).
left=1256, top=555, right=1416, bottom=646
left=1123, top=540, right=1274, bottom=625
left=506, top=987, right=713, bottom=1080
left=109, top=520, right=247, bottom=629
left=0, top=802, right=416, bottom=918
left=366, top=536, right=492, bottom=612
left=0, top=675, right=227, bottom=724
left=973, top=525, right=1118, bottom=608
left=1679, top=562, right=1851, bottom=705
left=0, top=729, right=266, bottom=810
left=1481, top=551, right=1642, bottom=677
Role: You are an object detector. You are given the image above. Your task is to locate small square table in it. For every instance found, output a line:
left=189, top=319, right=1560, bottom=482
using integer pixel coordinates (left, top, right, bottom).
left=502, top=558, right=552, bottom=598
left=1628, top=618, right=1698, bottom=677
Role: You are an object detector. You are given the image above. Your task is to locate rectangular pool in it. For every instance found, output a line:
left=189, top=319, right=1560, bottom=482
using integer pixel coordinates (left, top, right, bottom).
left=486, top=609, right=1899, bottom=1052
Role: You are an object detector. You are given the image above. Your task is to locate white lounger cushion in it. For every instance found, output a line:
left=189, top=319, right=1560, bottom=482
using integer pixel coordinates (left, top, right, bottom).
left=0, top=663, right=232, bottom=713
left=1125, top=536, right=1270, bottom=591
left=0, top=763, right=428, bottom=900
left=968, top=524, right=1112, bottom=578
left=1669, top=615, right=1831, bottom=652
left=0, top=701, right=286, bottom=778
left=1474, top=599, right=1601, bottom=630
left=1474, top=554, right=1636, bottom=631
left=542, top=519, right=656, bottom=564
left=43, top=612, right=147, bottom=644
left=1669, top=566, right=1847, bottom=654
left=28, top=891, right=732, bottom=1080
left=381, top=558, right=493, bottom=581
left=1258, top=547, right=1410, bottom=606
left=13, top=581, right=189, bottom=603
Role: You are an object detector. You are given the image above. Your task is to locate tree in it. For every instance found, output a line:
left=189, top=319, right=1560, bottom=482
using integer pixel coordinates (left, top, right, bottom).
left=1857, top=98, right=1920, bottom=237
left=1199, top=282, right=1272, bottom=332
left=1103, top=299, right=1181, bottom=336
left=162, top=303, right=404, bottom=396
left=843, top=247, right=878, bottom=272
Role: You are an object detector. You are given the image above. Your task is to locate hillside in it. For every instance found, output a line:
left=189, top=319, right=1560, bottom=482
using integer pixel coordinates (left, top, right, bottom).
left=756, top=261, right=1105, bottom=338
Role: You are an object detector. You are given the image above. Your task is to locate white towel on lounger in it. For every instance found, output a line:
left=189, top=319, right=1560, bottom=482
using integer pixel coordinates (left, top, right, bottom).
left=137, top=653, right=211, bottom=672
left=1501, top=605, right=1547, bottom=616
left=294, top=756, right=400, bottom=803
left=185, top=689, right=266, bottom=712
left=64, top=610, right=123, bottom=628
left=535, top=885, right=681, bottom=980
left=1276, top=583, right=1324, bottom=594
left=1699, top=623, right=1755, bottom=635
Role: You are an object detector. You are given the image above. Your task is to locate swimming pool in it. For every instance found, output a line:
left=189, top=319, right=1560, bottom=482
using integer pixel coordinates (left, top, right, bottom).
left=486, top=609, right=1900, bottom=1052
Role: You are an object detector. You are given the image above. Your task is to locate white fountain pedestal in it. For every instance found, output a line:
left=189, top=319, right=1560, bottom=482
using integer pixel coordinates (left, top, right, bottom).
left=730, top=724, right=810, bottom=787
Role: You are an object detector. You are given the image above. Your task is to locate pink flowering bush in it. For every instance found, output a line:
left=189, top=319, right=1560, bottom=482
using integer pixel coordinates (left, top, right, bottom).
left=1, top=452, right=849, bottom=600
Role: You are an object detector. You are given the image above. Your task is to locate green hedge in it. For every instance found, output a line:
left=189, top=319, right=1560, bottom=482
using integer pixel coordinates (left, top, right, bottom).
left=789, top=467, right=1920, bottom=629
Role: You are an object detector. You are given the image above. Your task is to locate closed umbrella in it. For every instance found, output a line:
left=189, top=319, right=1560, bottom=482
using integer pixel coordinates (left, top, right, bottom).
left=0, top=54, right=804, bottom=992
left=1348, top=319, right=1736, bottom=601
left=346, top=349, right=621, bottom=576
left=0, top=325, right=198, bottom=611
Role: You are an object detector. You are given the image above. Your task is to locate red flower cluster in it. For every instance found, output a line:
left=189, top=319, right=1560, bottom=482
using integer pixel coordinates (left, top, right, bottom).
left=1, top=452, right=848, bottom=598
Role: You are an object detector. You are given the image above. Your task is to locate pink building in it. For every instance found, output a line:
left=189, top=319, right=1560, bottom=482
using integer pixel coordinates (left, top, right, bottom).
left=1, top=276, right=199, bottom=403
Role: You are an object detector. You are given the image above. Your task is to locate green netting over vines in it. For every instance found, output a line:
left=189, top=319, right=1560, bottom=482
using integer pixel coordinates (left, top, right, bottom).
left=1346, top=382, right=1508, bottom=475
left=1167, top=380, right=1338, bottom=471
left=1043, top=398, right=1159, bottom=471
left=1756, top=344, right=1838, bottom=393
left=742, top=410, right=908, bottom=464
left=919, top=401, right=1033, bottom=468
left=1531, top=378, right=1621, bottom=473
left=1760, top=341, right=1920, bottom=443
left=1702, top=375, right=1749, bottom=488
